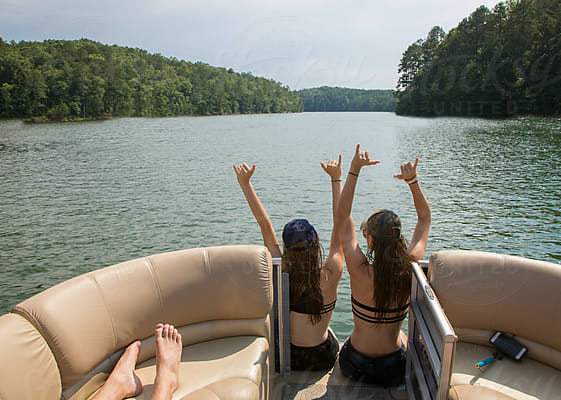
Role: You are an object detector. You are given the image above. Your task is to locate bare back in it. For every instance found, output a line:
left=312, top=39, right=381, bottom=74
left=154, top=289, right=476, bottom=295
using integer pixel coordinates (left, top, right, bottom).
left=335, top=148, right=431, bottom=357
left=235, top=156, right=345, bottom=348
left=290, top=265, right=341, bottom=347
left=348, top=263, right=407, bottom=356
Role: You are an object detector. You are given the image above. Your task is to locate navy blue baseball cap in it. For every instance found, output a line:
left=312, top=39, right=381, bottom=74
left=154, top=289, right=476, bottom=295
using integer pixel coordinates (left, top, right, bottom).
left=282, top=219, right=318, bottom=250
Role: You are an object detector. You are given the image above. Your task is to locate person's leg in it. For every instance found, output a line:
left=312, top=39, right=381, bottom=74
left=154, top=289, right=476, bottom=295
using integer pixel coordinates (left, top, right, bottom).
left=91, top=341, right=143, bottom=400
left=151, top=323, right=182, bottom=400
left=338, top=338, right=361, bottom=380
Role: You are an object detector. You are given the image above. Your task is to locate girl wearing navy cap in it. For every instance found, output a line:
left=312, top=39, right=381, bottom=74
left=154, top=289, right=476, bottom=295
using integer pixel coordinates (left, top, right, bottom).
left=234, top=157, right=344, bottom=371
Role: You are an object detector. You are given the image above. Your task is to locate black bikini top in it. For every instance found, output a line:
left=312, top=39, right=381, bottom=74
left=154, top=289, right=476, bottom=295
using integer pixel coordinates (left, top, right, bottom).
left=290, top=299, right=337, bottom=315
left=351, top=295, right=409, bottom=324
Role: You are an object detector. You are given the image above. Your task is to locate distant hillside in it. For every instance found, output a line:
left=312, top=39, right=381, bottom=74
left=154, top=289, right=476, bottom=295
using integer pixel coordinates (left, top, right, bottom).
left=296, top=87, right=396, bottom=112
left=0, top=38, right=303, bottom=120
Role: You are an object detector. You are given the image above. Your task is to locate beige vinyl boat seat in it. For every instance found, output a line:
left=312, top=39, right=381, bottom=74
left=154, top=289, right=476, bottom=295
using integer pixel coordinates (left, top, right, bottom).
left=429, top=250, right=561, bottom=400
left=0, top=245, right=273, bottom=400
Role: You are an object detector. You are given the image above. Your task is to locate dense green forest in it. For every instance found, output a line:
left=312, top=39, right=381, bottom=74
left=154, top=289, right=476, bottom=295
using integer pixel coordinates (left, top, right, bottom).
left=297, top=87, right=396, bottom=112
left=0, top=39, right=303, bottom=120
left=396, top=0, right=561, bottom=118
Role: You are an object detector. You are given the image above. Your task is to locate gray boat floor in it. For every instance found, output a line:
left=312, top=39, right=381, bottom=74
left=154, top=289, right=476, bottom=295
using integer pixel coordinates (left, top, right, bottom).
left=272, top=359, right=408, bottom=400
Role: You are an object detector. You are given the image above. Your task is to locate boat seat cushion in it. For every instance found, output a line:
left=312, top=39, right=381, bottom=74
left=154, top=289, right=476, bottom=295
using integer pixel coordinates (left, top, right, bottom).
left=0, top=313, right=62, bottom=400
left=450, top=342, right=561, bottom=400
left=429, top=250, right=561, bottom=369
left=12, top=245, right=272, bottom=389
left=181, top=378, right=259, bottom=400
left=450, top=384, right=517, bottom=400
left=131, top=336, right=268, bottom=400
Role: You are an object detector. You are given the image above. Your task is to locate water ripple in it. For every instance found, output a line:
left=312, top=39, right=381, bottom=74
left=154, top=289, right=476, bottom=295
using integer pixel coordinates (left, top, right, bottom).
left=1, top=114, right=560, bottom=339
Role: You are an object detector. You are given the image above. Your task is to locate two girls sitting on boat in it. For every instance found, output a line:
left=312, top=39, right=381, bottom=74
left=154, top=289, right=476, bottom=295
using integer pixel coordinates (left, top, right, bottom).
left=93, top=143, right=430, bottom=398
left=234, top=144, right=431, bottom=386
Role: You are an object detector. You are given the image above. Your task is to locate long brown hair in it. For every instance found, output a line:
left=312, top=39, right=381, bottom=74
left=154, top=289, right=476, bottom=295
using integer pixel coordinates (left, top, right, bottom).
left=364, top=209, right=414, bottom=315
left=283, top=241, right=324, bottom=324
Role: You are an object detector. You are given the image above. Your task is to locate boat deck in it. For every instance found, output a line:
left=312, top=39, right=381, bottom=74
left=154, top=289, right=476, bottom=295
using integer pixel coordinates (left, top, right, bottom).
left=272, top=357, right=408, bottom=400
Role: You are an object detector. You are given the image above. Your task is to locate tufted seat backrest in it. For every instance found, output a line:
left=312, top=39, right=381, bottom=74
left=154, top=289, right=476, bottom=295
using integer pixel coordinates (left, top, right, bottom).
left=0, top=245, right=272, bottom=397
left=429, top=250, right=561, bottom=369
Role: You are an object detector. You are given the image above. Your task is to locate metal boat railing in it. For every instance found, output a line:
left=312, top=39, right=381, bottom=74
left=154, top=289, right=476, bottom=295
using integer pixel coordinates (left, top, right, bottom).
left=272, top=257, right=291, bottom=375
left=406, top=261, right=457, bottom=400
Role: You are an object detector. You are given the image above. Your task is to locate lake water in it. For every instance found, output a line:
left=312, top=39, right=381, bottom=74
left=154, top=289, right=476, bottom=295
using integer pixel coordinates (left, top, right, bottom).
left=1, top=113, right=560, bottom=339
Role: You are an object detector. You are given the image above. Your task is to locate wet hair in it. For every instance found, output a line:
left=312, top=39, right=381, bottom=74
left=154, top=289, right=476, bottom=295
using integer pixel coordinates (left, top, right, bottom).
left=362, top=209, right=414, bottom=315
left=283, top=239, right=324, bottom=325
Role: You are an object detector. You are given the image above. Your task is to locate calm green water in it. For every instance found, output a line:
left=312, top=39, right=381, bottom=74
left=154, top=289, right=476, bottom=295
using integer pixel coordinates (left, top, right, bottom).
left=1, top=113, right=560, bottom=339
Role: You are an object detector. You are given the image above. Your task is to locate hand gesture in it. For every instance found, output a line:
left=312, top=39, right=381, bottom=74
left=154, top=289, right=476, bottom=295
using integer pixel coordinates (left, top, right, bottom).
left=350, top=144, right=380, bottom=172
left=394, top=158, right=419, bottom=181
left=321, top=154, right=342, bottom=180
left=233, top=163, right=255, bottom=186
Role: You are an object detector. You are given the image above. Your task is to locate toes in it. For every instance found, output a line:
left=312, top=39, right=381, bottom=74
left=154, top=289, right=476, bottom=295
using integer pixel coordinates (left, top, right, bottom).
left=171, top=327, right=179, bottom=342
left=155, top=324, right=164, bottom=338
left=155, top=323, right=181, bottom=342
left=124, top=341, right=141, bottom=356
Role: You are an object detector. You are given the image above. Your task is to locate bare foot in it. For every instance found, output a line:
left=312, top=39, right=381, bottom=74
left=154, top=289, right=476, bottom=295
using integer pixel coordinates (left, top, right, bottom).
left=152, top=323, right=182, bottom=400
left=92, top=341, right=143, bottom=400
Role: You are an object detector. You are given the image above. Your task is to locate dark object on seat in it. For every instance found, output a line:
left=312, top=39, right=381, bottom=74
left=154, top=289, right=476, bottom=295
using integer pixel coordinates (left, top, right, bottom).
left=490, top=331, right=527, bottom=361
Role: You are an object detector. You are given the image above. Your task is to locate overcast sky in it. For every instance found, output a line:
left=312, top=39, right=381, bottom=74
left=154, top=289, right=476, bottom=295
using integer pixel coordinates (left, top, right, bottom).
left=1, top=0, right=501, bottom=90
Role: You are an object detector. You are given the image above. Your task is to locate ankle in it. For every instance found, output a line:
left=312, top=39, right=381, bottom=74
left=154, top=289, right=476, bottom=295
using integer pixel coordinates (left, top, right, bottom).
left=151, top=383, right=174, bottom=400
left=155, top=374, right=178, bottom=398
left=154, top=373, right=178, bottom=389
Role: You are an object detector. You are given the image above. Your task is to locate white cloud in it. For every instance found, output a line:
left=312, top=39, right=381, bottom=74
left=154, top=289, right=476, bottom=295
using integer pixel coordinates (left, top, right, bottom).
left=0, top=0, right=502, bottom=89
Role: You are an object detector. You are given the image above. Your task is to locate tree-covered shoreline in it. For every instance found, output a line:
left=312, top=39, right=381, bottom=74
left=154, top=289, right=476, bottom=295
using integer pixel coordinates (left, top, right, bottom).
left=396, top=0, right=561, bottom=118
left=0, top=38, right=303, bottom=121
left=297, top=87, right=396, bottom=112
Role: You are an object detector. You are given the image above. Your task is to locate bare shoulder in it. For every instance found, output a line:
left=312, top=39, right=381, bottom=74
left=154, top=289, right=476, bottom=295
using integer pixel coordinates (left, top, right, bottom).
left=346, top=248, right=370, bottom=277
left=322, top=251, right=343, bottom=277
left=348, top=259, right=372, bottom=289
left=320, top=265, right=342, bottom=293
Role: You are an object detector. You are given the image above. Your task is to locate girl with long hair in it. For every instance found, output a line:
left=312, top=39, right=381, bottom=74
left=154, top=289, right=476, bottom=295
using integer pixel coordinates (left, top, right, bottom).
left=233, top=156, right=344, bottom=371
left=335, top=144, right=431, bottom=386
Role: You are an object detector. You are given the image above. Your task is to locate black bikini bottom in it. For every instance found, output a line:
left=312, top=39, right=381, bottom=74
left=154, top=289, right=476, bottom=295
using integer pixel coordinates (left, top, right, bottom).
left=290, top=329, right=339, bottom=371
left=339, top=337, right=406, bottom=387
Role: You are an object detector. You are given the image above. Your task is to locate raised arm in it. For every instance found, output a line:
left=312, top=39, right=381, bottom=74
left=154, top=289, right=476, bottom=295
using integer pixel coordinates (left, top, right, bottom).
left=320, top=155, right=344, bottom=279
left=393, top=158, right=431, bottom=261
left=233, top=163, right=282, bottom=258
left=335, top=144, right=380, bottom=273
